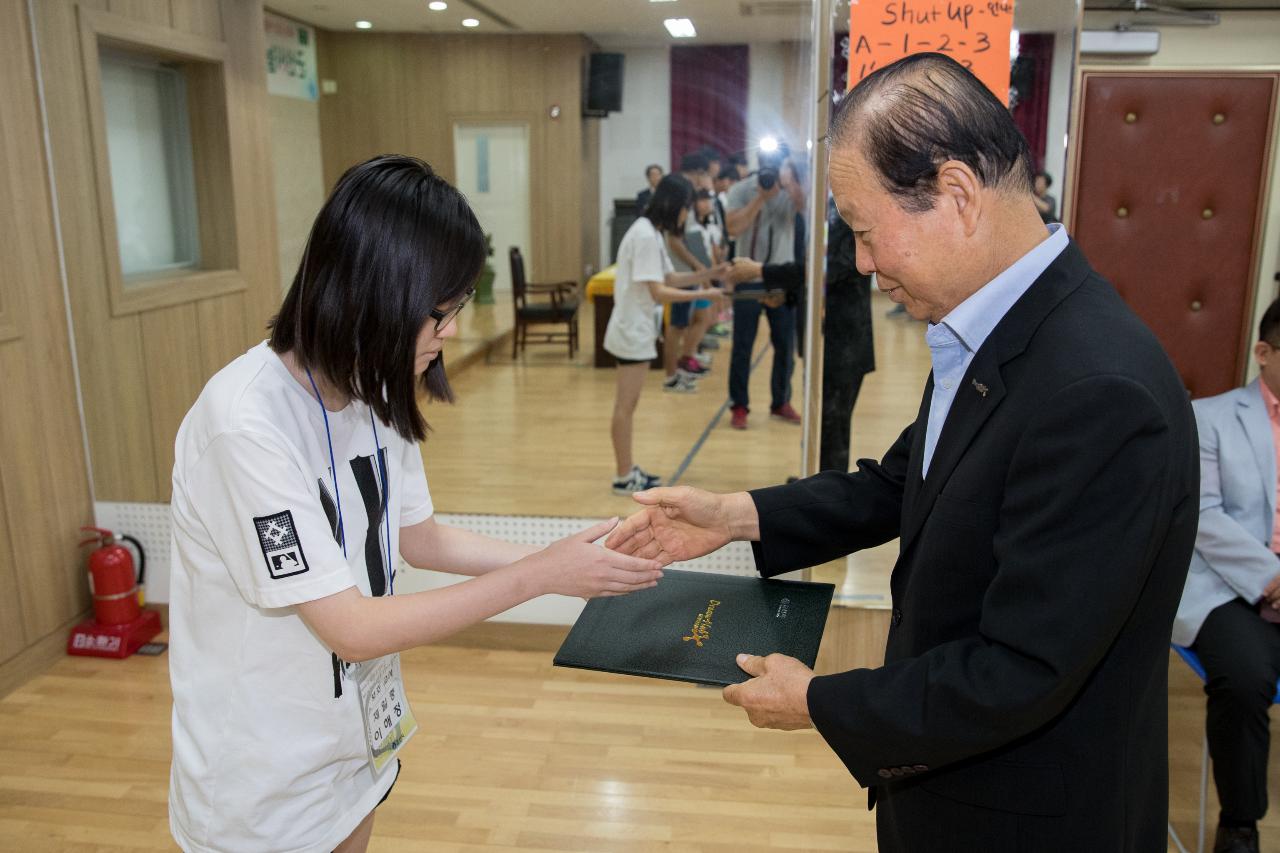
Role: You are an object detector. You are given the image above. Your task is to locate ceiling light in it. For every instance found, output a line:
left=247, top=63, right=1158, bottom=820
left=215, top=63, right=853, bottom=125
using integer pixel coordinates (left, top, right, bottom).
left=355, top=19, right=372, bottom=29
left=663, top=17, right=696, bottom=38
left=461, top=17, right=479, bottom=27
left=428, top=1, right=447, bottom=9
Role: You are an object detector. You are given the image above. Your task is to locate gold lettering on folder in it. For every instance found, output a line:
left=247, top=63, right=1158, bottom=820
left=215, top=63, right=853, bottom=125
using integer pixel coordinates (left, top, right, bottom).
left=683, top=599, right=721, bottom=647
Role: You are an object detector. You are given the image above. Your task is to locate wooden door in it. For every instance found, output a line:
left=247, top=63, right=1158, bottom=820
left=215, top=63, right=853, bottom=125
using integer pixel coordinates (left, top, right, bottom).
left=1069, top=71, right=1277, bottom=398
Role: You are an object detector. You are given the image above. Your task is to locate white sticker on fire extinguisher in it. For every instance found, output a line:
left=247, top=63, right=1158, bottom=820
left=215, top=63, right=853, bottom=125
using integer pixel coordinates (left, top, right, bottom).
left=253, top=510, right=311, bottom=579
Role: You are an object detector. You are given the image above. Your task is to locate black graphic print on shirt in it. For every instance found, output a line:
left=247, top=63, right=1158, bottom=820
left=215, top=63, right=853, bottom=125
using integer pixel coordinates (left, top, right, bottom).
left=317, top=447, right=390, bottom=698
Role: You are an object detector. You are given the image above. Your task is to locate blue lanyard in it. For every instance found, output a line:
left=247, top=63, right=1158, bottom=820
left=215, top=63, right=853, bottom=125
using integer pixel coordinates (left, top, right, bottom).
left=305, top=368, right=395, bottom=594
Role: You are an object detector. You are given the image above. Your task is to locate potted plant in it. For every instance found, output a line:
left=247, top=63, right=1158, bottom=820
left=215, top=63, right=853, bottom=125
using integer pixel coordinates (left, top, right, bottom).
left=475, top=232, right=495, bottom=304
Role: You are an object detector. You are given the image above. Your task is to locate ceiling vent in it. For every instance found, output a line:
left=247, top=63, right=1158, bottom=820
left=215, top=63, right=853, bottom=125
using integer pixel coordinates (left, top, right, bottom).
left=1093, top=0, right=1220, bottom=26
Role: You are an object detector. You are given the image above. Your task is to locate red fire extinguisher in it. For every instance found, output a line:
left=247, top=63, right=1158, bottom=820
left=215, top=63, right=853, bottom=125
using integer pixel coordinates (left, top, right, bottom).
left=79, top=527, right=145, bottom=626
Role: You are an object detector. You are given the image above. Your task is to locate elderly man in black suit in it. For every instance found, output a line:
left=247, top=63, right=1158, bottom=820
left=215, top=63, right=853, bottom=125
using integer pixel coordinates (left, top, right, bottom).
left=607, top=52, right=1198, bottom=852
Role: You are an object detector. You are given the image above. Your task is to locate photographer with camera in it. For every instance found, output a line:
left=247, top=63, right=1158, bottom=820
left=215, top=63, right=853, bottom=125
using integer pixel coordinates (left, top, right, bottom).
left=722, top=142, right=806, bottom=430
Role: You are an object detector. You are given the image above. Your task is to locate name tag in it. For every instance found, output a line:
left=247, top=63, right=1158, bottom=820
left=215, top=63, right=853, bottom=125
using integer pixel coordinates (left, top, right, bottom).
left=351, top=653, right=418, bottom=776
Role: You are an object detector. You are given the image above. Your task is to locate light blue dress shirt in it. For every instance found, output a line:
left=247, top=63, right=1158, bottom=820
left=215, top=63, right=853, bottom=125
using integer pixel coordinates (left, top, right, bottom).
left=921, top=223, right=1068, bottom=478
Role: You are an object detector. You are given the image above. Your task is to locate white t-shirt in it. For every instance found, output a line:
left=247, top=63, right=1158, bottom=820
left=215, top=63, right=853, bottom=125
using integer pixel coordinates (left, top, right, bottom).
left=603, top=216, right=672, bottom=361
left=702, top=215, right=723, bottom=258
left=168, top=342, right=434, bottom=853
left=670, top=215, right=711, bottom=274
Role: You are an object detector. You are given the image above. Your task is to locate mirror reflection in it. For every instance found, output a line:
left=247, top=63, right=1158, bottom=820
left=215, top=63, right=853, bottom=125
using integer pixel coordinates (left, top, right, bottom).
left=259, top=0, right=1082, bottom=603
left=260, top=0, right=822, bottom=521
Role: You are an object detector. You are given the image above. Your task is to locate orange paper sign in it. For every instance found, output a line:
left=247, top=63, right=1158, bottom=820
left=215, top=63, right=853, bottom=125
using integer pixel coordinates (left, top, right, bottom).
left=848, top=0, right=1016, bottom=104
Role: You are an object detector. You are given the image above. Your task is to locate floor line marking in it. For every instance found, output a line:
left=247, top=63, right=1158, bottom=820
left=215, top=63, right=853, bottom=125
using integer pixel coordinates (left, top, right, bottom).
left=668, top=340, right=772, bottom=486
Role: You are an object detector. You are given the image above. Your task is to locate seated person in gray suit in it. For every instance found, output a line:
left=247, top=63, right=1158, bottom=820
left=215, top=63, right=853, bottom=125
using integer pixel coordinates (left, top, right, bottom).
left=1175, top=297, right=1280, bottom=853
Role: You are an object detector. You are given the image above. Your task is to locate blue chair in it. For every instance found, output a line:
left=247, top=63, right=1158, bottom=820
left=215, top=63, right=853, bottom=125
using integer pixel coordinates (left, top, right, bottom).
left=1168, top=645, right=1280, bottom=853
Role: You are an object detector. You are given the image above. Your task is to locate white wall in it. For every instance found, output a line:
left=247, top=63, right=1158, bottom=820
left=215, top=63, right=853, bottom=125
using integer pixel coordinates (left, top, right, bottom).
left=269, top=94, right=326, bottom=291
left=1079, top=10, right=1280, bottom=381
left=1042, top=29, right=1075, bottom=198
left=746, top=42, right=791, bottom=153
left=598, top=47, right=670, bottom=269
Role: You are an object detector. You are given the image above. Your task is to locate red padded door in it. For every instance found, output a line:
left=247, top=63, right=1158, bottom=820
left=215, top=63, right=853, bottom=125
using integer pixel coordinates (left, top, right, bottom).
left=1069, top=72, right=1277, bottom=399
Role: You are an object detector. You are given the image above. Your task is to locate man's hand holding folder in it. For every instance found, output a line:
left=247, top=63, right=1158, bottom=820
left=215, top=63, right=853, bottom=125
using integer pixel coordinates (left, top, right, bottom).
left=723, top=653, right=815, bottom=731
left=606, top=486, right=816, bottom=731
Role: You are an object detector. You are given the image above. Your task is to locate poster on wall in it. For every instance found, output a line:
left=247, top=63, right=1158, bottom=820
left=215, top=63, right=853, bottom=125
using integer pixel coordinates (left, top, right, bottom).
left=848, top=0, right=1015, bottom=104
left=265, top=11, right=318, bottom=101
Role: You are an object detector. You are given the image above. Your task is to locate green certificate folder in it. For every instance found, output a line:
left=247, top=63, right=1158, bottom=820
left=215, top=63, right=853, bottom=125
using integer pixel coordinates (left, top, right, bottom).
left=553, top=569, right=835, bottom=687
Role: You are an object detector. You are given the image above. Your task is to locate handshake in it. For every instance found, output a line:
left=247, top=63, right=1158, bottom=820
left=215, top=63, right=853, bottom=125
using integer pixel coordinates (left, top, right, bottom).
left=722, top=257, right=785, bottom=307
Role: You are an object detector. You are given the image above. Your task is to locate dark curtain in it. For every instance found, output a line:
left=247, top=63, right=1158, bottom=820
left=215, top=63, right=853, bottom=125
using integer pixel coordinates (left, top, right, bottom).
left=1011, top=33, right=1054, bottom=172
left=670, top=45, right=749, bottom=168
left=833, top=33, right=850, bottom=100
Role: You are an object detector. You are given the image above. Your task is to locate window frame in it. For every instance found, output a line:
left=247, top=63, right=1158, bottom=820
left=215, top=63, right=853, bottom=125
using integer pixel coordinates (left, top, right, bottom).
left=79, top=8, right=247, bottom=316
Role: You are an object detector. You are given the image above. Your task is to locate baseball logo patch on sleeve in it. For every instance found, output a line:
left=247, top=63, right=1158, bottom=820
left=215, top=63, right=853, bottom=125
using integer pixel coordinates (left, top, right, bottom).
left=253, top=510, right=311, bottom=579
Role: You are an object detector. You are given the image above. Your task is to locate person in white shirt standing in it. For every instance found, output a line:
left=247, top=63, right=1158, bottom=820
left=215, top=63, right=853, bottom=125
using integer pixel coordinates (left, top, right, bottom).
left=167, top=155, right=664, bottom=853
left=604, top=174, right=726, bottom=495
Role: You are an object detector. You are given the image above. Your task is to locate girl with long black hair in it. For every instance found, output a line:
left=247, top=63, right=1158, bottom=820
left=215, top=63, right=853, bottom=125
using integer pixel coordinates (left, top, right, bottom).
left=167, top=155, right=662, bottom=852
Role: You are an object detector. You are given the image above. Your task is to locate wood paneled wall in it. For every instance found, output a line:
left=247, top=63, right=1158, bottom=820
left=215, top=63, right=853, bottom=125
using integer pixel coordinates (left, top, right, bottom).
left=0, top=0, right=94, bottom=693
left=32, top=0, right=281, bottom=504
left=317, top=32, right=598, bottom=285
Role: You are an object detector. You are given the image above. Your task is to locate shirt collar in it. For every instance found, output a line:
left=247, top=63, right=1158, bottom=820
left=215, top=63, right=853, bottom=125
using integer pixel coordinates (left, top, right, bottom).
left=1261, top=378, right=1280, bottom=420
left=932, top=223, right=1069, bottom=354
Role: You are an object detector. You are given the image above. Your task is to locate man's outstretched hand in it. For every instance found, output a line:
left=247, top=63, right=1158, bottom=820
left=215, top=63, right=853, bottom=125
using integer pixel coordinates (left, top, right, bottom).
left=604, top=486, right=759, bottom=566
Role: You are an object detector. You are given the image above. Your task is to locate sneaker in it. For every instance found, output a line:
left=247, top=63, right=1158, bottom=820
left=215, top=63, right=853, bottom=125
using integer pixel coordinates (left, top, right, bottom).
left=663, top=373, right=698, bottom=393
left=730, top=405, right=749, bottom=430
left=612, top=468, right=653, bottom=496
left=630, top=465, right=661, bottom=489
left=693, top=351, right=713, bottom=368
left=771, top=403, right=802, bottom=423
left=708, top=322, right=730, bottom=337
left=678, top=356, right=708, bottom=375
left=699, top=337, right=720, bottom=351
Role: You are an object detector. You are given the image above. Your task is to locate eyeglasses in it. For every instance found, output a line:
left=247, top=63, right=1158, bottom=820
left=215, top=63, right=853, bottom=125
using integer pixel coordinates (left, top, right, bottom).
left=429, top=289, right=475, bottom=332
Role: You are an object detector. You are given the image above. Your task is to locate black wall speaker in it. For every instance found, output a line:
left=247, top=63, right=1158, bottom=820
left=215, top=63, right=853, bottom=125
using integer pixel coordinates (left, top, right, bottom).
left=585, top=53, right=624, bottom=115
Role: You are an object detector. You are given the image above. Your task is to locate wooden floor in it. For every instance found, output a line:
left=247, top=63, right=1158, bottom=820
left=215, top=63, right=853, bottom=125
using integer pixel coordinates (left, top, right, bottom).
left=2, top=625, right=1278, bottom=851
left=420, top=292, right=927, bottom=519
left=5, top=290, right=1279, bottom=850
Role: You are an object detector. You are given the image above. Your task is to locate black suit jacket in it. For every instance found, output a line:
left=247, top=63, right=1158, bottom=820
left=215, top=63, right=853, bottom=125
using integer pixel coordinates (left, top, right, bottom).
left=824, top=214, right=875, bottom=378
left=760, top=211, right=874, bottom=377
left=749, top=241, right=1198, bottom=852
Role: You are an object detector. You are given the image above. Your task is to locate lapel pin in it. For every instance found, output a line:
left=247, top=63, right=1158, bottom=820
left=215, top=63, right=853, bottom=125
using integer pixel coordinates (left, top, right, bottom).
left=972, top=379, right=989, bottom=398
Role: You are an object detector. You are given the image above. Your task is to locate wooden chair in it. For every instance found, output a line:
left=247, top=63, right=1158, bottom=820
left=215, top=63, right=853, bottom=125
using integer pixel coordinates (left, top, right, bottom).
left=509, top=247, right=579, bottom=358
